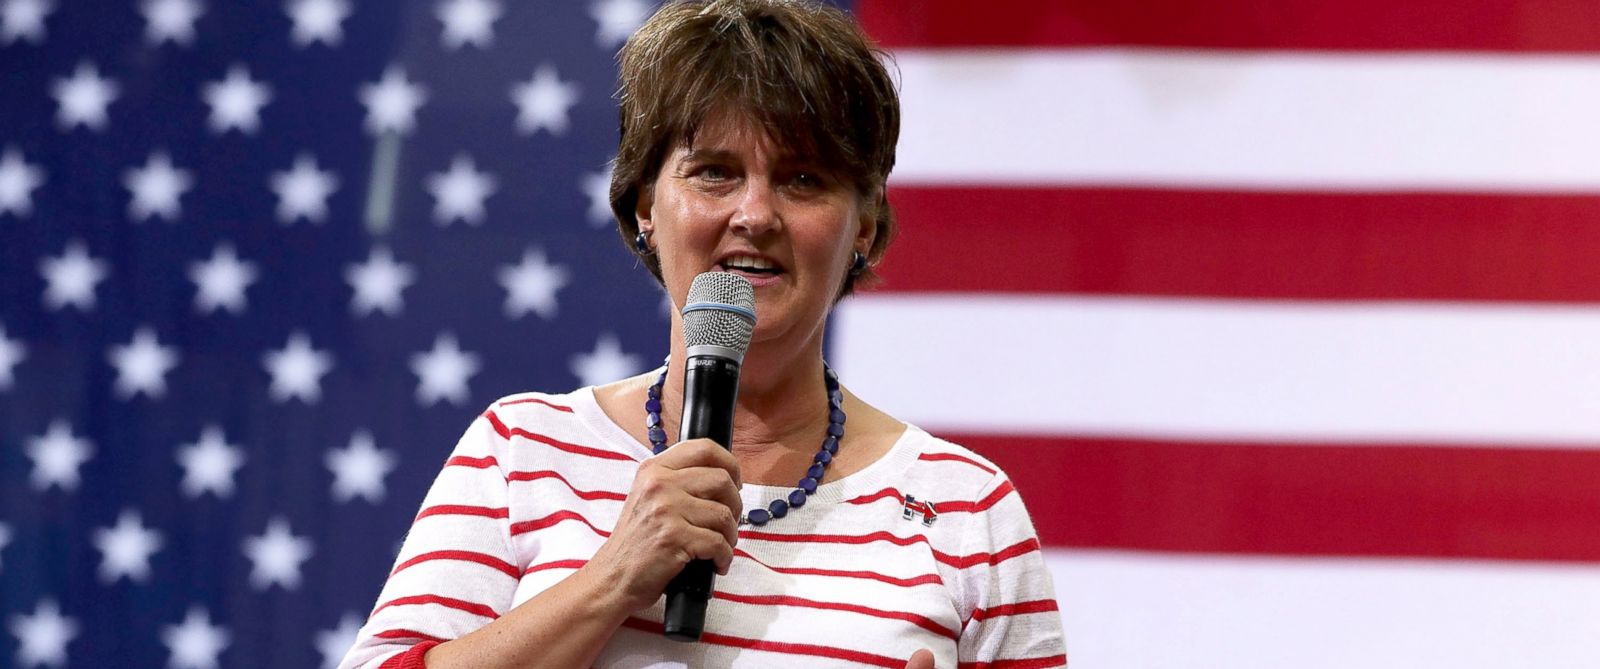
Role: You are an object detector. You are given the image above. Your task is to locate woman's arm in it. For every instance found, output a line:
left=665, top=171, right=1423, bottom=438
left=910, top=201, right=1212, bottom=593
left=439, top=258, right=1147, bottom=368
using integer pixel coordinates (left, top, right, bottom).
left=418, top=562, right=632, bottom=669
left=956, top=473, right=1069, bottom=667
left=422, top=437, right=744, bottom=668
left=339, top=406, right=742, bottom=669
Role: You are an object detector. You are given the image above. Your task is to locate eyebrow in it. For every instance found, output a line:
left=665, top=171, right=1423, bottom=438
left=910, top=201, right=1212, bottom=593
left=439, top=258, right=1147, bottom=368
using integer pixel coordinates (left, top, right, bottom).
left=680, top=148, right=739, bottom=163
left=679, top=147, right=820, bottom=168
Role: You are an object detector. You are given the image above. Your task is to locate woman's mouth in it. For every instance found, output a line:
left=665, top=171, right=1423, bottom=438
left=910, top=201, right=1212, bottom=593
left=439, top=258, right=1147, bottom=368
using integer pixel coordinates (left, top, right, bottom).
left=716, top=254, right=784, bottom=286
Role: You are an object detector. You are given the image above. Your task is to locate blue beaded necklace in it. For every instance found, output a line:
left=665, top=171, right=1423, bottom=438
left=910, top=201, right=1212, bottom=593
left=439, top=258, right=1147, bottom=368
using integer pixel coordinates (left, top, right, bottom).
left=646, top=362, right=845, bottom=526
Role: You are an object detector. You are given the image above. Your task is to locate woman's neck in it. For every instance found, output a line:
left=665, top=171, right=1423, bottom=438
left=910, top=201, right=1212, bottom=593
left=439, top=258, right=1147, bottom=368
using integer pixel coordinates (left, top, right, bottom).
left=658, top=327, right=831, bottom=463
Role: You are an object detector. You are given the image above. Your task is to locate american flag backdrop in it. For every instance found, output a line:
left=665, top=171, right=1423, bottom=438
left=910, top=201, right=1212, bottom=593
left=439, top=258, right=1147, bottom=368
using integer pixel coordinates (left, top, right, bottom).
left=2, top=0, right=676, bottom=666
left=2, top=1, right=1599, bottom=668
left=841, top=2, right=1600, bottom=667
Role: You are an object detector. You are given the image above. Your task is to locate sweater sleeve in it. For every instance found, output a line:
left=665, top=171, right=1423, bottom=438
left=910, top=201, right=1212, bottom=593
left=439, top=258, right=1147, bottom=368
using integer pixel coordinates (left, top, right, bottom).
left=338, top=411, right=521, bottom=669
left=956, top=472, right=1069, bottom=668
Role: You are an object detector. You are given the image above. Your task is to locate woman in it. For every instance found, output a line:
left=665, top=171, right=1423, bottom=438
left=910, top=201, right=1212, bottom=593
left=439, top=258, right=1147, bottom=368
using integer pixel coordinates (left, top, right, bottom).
left=341, top=1, right=1066, bottom=667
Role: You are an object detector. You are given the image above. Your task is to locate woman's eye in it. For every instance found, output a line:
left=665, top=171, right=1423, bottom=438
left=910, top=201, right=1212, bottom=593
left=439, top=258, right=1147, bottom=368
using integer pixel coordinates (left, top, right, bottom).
left=697, top=165, right=729, bottom=181
left=791, top=172, right=824, bottom=189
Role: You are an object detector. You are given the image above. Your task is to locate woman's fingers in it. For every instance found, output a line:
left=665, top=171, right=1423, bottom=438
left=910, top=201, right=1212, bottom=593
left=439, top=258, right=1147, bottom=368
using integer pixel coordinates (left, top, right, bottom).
left=680, top=495, right=741, bottom=552
left=678, top=523, right=736, bottom=574
left=585, top=438, right=748, bottom=609
left=668, top=467, right=742, bottom=519
left=651, top=438, right=742, bottom=488
left=903, top=648, right=935, bottom=669
left=645, top=439, right=742, bottom=528
left=621, top=441, right=744, bottom=557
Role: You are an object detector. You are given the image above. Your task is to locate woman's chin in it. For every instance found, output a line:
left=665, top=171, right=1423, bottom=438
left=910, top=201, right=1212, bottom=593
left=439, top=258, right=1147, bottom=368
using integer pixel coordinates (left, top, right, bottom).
left=745, top=315, right=797, bottom=350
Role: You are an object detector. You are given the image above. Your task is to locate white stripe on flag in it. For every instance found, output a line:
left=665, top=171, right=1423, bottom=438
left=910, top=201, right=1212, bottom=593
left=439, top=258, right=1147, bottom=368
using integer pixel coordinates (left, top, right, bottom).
left=892, top=48, right=1600, bottom=192
left=833, top=295, right=1600, bottom=445
left=1047, top=548, right=1600, bottom=669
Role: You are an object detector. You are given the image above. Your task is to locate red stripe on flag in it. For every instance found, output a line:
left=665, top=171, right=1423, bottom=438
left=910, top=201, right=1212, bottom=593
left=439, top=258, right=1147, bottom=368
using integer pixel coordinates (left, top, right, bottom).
left=949, top=433, right=1600, bottom=561
left=856, top=0, right=1600, bottom=52
left=712, top=591, right=960, bottom=640
left=880, top=186, right=1600, bottom=302
left=620, top=617, right=906, bottom=667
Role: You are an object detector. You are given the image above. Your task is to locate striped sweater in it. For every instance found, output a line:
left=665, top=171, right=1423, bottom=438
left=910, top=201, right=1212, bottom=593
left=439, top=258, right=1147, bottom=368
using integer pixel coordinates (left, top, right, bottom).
left=340, top=388, right=1067, bottom=669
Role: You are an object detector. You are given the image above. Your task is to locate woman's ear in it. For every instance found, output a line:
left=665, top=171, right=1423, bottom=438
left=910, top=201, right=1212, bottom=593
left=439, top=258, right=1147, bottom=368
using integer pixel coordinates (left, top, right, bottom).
left=635, top=183, right=654, bottom=233
left=854, top=189, right=881, bottom=256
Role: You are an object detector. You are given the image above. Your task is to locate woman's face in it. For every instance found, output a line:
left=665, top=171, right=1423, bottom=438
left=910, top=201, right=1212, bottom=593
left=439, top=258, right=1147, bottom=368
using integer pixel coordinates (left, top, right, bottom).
left=638, top=111, right=872, bottom=349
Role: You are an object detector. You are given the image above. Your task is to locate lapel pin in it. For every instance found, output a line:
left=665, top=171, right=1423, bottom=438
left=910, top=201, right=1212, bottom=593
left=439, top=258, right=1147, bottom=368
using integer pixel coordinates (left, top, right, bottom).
left=901, top=494, right=938, bottom=527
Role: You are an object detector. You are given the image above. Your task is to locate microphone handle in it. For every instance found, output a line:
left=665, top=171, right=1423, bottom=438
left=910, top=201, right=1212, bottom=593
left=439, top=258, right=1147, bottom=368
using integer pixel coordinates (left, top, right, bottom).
left=662, top=354, right=741, bottom=642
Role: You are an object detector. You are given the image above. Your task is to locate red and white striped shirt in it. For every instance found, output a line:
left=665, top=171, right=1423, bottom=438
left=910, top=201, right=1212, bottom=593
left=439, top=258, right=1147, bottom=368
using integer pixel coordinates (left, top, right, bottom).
left=340, top=388, right=1067, bottom=668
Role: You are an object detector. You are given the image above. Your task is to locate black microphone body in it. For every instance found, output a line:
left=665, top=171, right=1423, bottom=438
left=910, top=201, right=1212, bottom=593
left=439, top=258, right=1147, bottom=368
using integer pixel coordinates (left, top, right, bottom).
left=660, top=272, right=756, bottom=642
left=662, top=353, right=742, bottom=641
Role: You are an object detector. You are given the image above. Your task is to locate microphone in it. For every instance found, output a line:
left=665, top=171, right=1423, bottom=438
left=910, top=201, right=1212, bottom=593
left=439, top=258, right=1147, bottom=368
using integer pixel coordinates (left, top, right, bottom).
left=662, top=272, right=756, bottom=642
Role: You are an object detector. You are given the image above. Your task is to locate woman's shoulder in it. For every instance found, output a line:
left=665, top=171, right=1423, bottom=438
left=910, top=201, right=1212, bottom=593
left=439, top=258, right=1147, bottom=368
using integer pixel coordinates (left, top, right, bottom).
left=477, top=385, right=653, bottom=462
left=489, top=388, right=592, bottom=414
left=890, top=429, right=1049, bottom=559
left=480, top=388, right=589, bottom=420
left=841, top=422, right=1013, bottom=524
left=843, top=394, right=1011, bottom=505
left=895, top=427, right=1010, bottom=490
left=476, top=388, right=601, bottom=439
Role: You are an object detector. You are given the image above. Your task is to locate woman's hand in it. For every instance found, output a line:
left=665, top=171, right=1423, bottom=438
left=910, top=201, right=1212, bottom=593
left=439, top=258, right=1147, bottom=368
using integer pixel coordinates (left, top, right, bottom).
left=584, top=438, right=744, bottom=613
left=904, top=649, right=935, bottom=669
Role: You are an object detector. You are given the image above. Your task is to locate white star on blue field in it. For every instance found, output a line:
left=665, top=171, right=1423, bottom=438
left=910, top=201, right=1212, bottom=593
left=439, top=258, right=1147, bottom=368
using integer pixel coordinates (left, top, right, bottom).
left=0, top=1, right=665, bottom=666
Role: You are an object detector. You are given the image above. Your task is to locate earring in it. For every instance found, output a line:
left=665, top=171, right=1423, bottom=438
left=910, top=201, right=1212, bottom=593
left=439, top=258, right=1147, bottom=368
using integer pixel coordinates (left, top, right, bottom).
left=849, top=250, right=867, bottom=276
left=634, top=230, right=652, bottom=255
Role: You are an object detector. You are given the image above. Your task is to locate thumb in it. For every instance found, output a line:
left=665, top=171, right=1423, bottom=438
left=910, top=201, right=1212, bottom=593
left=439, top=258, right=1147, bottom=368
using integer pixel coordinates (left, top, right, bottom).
left=903, top=648, right=936, bottom=669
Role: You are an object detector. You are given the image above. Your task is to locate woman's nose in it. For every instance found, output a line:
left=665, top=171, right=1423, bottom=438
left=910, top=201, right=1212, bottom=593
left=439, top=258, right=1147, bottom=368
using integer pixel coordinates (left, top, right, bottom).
left=729, top=181, right=780, bottom=236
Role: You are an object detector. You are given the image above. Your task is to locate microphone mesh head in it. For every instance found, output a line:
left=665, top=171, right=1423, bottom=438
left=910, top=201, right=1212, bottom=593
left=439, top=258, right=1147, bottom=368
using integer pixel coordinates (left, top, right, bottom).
left=683, top=272, right=756, bottom=353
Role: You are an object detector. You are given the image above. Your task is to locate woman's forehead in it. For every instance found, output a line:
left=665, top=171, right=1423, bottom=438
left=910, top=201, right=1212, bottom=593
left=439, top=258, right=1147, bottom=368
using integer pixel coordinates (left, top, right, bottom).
left=674, top=112, right=818, bottom=163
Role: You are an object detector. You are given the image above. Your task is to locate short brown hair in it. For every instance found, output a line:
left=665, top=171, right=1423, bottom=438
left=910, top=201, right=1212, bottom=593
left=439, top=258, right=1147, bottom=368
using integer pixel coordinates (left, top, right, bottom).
left=609, top=0, right=900, bottom=296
